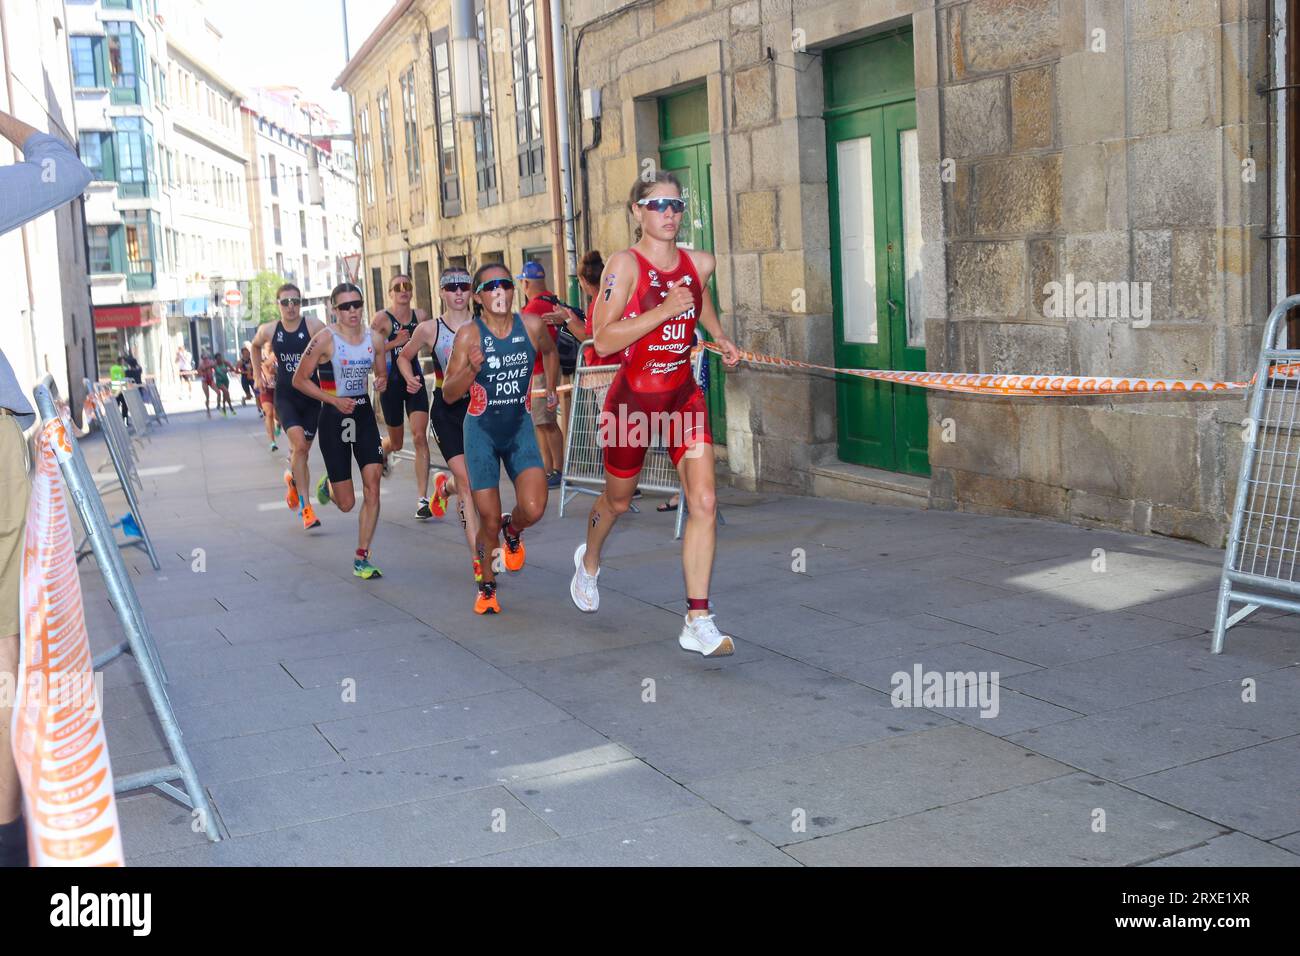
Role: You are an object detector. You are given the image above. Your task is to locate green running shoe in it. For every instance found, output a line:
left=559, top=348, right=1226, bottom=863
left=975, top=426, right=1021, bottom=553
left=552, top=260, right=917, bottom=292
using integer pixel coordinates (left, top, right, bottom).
left=353, top=556, right=383, bottom=579
left=315, top=474, right=331, bottom=506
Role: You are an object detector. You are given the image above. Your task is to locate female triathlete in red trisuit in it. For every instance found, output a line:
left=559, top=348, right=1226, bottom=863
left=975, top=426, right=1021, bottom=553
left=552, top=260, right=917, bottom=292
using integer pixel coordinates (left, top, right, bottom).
left=569, top=170, right=740, bottom=656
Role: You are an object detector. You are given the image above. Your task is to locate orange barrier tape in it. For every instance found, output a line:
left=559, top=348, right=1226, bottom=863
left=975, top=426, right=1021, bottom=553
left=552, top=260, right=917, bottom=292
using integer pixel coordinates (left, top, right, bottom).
left=699, top=342, right=1253, bottom=396
left=13, top=422, right=125, bottom=867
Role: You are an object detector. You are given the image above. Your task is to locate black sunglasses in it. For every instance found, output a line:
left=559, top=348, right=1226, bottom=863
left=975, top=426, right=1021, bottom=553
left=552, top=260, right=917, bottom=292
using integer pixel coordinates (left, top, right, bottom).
left=336, top=300, right=364, bottom=311
left=636, top=197, right=686, bottom=214
left=476, top=278, right=515, bottom=293
left=442, top=282, right=471, bottom=292
left=278, top=297, right=302, bottom=306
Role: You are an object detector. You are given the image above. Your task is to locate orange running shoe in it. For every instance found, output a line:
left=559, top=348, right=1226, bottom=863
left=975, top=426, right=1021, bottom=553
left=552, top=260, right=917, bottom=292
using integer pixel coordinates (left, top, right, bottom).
left=474, top=581, right=500, bottom=614
left=501, top=513, right=525, bottom=572
left=302, top=503, right=321, bottom=530
left=284, top=470, right=300, bottom=510
left=431, top=472, right=449, bottom=518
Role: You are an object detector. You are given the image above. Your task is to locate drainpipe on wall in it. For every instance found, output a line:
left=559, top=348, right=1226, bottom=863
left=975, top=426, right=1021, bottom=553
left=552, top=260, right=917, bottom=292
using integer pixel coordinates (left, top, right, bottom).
left=544, top=0, right=579, bottom=303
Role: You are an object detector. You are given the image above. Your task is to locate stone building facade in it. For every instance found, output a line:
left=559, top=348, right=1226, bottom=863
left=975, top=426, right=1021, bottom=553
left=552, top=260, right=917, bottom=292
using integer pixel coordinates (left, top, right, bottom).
left=336, top=0, right=569, bottom=317
left=567, top=0, right=1273, bottom=547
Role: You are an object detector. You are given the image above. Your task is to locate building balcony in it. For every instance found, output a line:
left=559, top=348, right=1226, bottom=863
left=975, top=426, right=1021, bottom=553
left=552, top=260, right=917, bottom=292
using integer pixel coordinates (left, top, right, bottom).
left=90, top=273, right=127, bottom=306
left=65, top=3, right=101, bottom=34
left=83, top=182, right=120, bottom=226
left=384, top=196, right=399, bottom=233
left=74, top=89, right=112, bottom=133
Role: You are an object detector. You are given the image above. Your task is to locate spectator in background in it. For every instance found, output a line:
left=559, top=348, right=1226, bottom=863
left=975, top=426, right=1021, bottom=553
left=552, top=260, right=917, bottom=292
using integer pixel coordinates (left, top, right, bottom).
left=237, top=345, right=255, bottom=406
left=123, top=352, right=142, bottom=385
left=198, top=353, right=215, bottom=417
left=576, top=250, right=618, bottom=369
left=517, top=261, right=566, bottom=488
left=0, top=106, right=93, bottom=868
left=176, top=345, right=194, bottom=396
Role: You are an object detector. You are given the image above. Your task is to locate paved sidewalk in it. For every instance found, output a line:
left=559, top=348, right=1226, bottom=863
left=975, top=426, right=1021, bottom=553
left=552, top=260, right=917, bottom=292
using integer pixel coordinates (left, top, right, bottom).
left=78, top=406, right=1299, bottom=866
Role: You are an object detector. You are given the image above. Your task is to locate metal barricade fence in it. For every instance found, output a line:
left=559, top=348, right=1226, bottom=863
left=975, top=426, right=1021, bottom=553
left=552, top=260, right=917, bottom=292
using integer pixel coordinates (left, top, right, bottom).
left=124, top=384, right=159, bottom=433
left=90, top=380, right=142, bottom=488
left=1214, top=292, right=1300, bottom=652
left=559, top=339, right=716, bottom=539
left=82, top=384, right=160, bottom=570
left=122, top=382, right=154, bottom=439
left=143, top=379, right=169, bottom=424
left=31, top=377, right=220, bottom=841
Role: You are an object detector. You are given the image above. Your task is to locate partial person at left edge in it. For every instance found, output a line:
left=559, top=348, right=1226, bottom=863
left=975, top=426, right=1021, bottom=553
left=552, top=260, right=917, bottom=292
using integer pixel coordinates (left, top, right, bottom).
left=0, top=107, right=93, bottom=238
left=0, top=105, right=93, bottom=868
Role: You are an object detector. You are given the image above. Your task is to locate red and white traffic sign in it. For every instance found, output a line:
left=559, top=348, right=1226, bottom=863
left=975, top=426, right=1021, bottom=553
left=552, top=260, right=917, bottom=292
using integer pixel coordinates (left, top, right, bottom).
left=224, top=289, right=243, bottom=307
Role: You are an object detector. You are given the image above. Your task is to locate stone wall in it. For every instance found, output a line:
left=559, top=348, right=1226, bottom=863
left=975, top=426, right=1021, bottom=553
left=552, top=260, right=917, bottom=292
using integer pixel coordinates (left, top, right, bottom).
left=340, top=0, right=559, bottom=293
left=929, top=0, right=1270, bottom=546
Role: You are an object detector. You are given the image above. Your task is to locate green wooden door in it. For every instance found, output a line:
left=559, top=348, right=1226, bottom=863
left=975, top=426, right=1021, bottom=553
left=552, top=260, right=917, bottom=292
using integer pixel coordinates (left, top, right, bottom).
left=659, top=88, right=725, bottom=443
left=825, top=30, right=928, bottom=475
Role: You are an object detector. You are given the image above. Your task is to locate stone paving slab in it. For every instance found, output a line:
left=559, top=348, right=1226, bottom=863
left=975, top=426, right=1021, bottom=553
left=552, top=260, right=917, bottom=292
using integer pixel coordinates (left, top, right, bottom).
left=574, top=679, right=945, bottom=784
left=455, top=807, right=796, bottom=867
left=278, top=633, right=506, bottom=690
left=1132, top=588, right=1293, bottom=632
left=786, top=773, right=1227, bottom=866
left=208, top=720, right=630, bottom=836
left=316, top=687, right=573, bottom=759
left=1008, top=668, right=1300, bottom=780
left=504, top=757, right=708, bottom=837
left=113, top=724, right=341, bottom=787
left=126, top=788, right=558, bottom=866
left=503, top=636, right=774, bottom=705
left=108, top=621, right=442, bottom=681
left=1141, top=832, right=1300, bottom=867
left=690, top=725, right=1072, bottom=847
left=105, top=662, right=301, bottom=719
left=1004, top=635, right=1299, bottom=715
left=1124, top=735, right=1300, bottom=841
left=964, top=609, right=1201, bottom=668
left=117, top=792, right=216, bottom=860
left=740, top=610, right=988, bottom=665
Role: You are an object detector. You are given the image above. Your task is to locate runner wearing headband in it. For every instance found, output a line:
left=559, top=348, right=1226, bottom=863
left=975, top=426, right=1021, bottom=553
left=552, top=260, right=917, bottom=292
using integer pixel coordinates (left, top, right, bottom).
left=372, top=273, right=434, bottom=518
left=569, top=171, right=741, bottom=657
left=397, top=268, right=477, bottom=566
left=250, top=282, right=326, bottom=530
left=292, top=283, right=389, bottom=579
left=441, top=263, right=561, bottom=614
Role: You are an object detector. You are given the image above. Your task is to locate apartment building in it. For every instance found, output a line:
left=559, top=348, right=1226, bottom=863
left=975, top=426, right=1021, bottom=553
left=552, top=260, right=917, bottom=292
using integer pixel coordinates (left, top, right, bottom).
left=242, top=86, right=361, bottom=325
left=68, top=0, right=175, bottom=379
left=335, top=0, right=564, bottom=317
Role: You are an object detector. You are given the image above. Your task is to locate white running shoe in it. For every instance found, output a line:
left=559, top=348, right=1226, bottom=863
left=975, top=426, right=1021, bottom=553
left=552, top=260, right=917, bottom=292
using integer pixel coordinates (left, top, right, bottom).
left=570, top=543, right=600, bottom=613
left=679, top=613, right=735, bottom=657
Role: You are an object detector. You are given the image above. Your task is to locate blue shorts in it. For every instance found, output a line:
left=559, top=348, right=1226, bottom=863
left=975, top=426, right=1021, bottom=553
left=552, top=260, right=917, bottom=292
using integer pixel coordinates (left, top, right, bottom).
left=463, top=410, right=544, bottom=491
